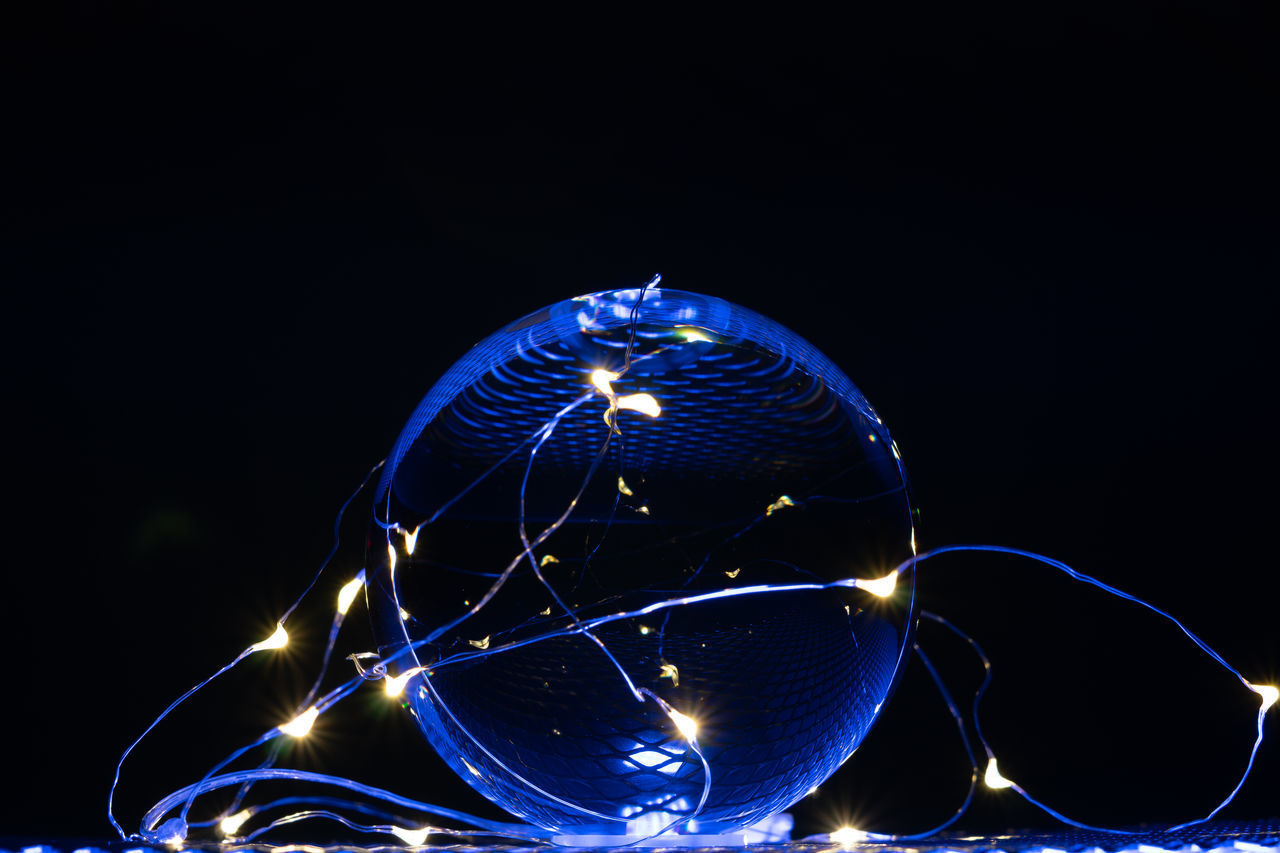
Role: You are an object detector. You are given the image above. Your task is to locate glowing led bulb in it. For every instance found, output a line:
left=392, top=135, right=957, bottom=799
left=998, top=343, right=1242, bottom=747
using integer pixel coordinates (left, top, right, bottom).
left=390, top=825, right=431, bottom=846
left=590, top=368, right=620, bottom=395
left=1246, top=681, right=1279, bottom=712
left=984, top=757, right=1014, bottom=789
left=831, top=826, right=868, bottom=846
left=387, top=541, right=397, bottom=573
left=219, top=810, right=252, bottom=836
left=336, top=573, right=364, bottom=615
left=250, top=623, right=288, bottom=652
left=402, top=526, right=420, bottom=555
left=765, top=494, right=795, bottom=516
left=668, top=708, right=698, bottom=741
left=617, top=393, right=661, bottom=417
left=278, top=706, right=319, bottom=738
left=385, top=667, right=426, bottom=698
left=857, top=572, right=898, bottom=598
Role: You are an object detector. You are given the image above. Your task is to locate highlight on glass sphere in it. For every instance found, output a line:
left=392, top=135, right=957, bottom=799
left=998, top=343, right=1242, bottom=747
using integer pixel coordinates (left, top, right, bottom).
left=367, top=283, right=919, bottom=838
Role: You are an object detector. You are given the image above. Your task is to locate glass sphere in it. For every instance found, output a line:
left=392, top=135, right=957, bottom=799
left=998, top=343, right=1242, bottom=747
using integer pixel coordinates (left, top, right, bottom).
left=368, top=287, right=917, bottom=837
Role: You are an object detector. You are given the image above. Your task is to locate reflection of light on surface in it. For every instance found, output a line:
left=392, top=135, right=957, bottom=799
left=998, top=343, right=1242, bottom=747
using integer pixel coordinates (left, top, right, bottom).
left=659, top=663, right=680, bottom=685
left=402, top=526, right=420, bottom=555
left=679, top=327, right=712, bottom=343
left=626, top=811, right=677, bottom=838
left=629, top=749, right=669, bottom=768
left=765, top=494, right=795, bottom=516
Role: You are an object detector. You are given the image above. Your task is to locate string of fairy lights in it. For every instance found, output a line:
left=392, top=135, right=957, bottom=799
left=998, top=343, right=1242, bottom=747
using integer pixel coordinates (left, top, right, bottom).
left=110, top=281, right=1276, bottom=849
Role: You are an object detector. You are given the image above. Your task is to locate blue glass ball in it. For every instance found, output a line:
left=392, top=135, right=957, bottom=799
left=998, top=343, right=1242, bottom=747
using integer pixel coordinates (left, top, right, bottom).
left=368, top=287, right=917, bottom=836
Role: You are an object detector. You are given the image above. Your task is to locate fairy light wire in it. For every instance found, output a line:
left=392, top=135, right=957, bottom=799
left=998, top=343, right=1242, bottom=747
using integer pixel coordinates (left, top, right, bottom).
left=127, top=518, right=1275, bottom=843
left=887, top=638, right=980, bottom=841
left=108, top=460, right=384, bottom=842
left=139, top=768, right=549, bottom=841
left=364, top=276, right=683, bottom=833
left=114, top=282, right=1274, bottom=846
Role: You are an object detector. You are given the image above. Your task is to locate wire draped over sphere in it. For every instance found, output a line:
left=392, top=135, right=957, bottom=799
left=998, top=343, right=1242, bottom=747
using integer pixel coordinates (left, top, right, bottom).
left=368, top=286, right=918, bottom=836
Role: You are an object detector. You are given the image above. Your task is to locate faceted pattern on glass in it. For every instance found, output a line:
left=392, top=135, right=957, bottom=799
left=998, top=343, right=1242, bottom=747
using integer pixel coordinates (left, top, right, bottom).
left=369, top=287, right=917, bottom=835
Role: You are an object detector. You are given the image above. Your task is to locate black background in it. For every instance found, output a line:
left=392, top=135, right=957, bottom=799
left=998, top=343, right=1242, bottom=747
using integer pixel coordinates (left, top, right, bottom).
left=4, top=4, right=1278, bottom=842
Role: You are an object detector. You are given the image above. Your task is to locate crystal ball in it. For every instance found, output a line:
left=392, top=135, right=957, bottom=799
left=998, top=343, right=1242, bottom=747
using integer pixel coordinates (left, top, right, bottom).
left=368, top=286, right=917, bottom=836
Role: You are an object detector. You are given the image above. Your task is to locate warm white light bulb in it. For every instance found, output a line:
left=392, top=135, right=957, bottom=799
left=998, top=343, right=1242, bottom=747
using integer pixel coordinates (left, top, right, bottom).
left=387, top=541, right=397, bottom=573
left=831, top=826, right=867, bottom=846
left=1247, top=681, right=1279, bottom=712
left=250, top=623, right=289, bottom=652
left=590, top=368, right=619, bottom=395
left=219, top=810, right=252, bottom=836
left=384, top=667, right=425, bottom=698
left=391, top=825, right=430, bottom=846
left=669, top=708, right=698, bottom=741
left=278, top=706, right=319, bottom=738
left=617, top=393, right=661, bottom=418
left=336, top=574, right=364, bottom=615
left=857, top=572, right=898, bottom=598
left=984, top=757, right=1014, bottom=789
left=402, top=526, right=420, bottom=555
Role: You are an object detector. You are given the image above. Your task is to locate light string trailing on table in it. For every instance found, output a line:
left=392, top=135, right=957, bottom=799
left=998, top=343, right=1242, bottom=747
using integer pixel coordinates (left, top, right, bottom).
left=111, top=279, right=1275, bottom=848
